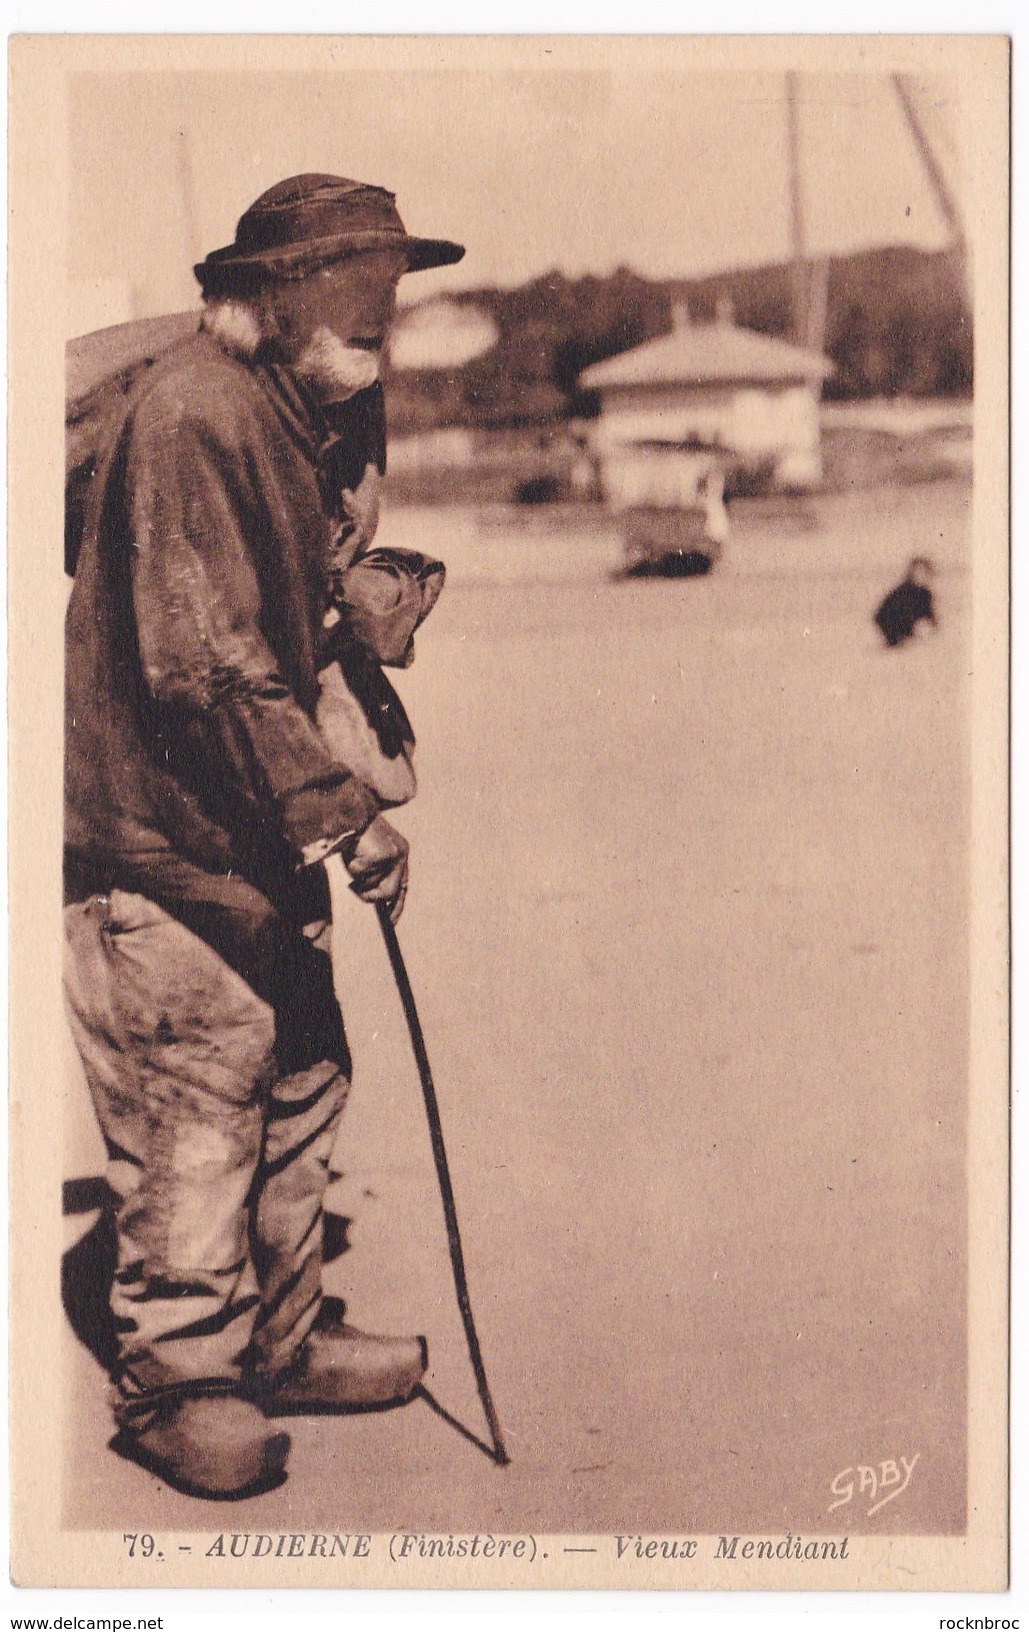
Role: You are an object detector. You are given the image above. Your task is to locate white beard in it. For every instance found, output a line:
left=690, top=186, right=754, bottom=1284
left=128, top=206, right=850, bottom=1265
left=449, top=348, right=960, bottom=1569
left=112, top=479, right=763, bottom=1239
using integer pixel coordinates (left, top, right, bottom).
left=294, top=327, right=381, bottom=402
left=200, top=299, right=262, bottom=357
left=202, top=304, right=381, bottom=403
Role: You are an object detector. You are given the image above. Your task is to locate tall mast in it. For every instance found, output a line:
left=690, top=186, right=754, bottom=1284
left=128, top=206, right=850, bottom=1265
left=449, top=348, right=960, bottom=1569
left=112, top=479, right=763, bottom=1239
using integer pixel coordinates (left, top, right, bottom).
left=891, top=74, right=969, bottom=312
left=785, top=72, right=808, bottom=347
left=176, top=129, right=201, bottom=307
left=786, top=73, right=829, bottom=356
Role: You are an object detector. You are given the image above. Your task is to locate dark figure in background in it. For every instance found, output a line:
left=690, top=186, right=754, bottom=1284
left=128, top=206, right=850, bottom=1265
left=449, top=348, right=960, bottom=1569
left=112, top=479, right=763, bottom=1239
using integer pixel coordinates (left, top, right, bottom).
left=63, top=175, right=464, bottom=1499
left=874, top=556, right=938, bottom=647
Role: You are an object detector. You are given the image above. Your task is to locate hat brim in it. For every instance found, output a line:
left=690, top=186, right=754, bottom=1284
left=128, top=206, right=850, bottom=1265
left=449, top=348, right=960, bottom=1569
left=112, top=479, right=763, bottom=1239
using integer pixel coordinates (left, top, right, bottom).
left=196, top=229, right=465, bottom=285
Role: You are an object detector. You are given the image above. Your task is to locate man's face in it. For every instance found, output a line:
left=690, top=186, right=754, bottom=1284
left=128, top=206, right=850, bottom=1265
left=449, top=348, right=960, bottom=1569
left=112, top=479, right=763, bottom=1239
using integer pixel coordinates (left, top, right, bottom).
left=269, top=250, right=407, bottom=402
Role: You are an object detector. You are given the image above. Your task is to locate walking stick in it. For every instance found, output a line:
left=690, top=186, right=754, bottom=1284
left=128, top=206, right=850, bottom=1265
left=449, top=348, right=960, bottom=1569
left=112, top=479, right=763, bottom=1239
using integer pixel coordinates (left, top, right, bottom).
left=376, top=904, right=510, bottom=1467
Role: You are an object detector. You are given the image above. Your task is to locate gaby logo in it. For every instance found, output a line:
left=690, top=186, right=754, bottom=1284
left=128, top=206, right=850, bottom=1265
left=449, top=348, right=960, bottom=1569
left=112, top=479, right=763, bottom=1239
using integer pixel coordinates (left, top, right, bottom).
left=828, top=1453, right=921, bottom=1516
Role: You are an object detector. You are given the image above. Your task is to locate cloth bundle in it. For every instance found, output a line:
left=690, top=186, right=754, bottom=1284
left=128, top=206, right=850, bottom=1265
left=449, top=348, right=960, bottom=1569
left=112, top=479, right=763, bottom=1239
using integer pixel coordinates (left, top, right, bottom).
left=317, top=546, right=446, bottom=808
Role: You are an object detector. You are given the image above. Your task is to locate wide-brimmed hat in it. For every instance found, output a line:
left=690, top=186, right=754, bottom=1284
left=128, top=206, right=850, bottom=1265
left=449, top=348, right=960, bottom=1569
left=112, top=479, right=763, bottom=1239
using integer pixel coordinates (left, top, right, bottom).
left=195, top=173, right=465, bottom=292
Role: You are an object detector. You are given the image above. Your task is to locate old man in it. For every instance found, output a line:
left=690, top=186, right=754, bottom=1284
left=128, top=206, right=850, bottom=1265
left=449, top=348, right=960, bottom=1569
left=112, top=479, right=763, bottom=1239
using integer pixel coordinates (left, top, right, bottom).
left=63, top=175, right=464, bottom=1498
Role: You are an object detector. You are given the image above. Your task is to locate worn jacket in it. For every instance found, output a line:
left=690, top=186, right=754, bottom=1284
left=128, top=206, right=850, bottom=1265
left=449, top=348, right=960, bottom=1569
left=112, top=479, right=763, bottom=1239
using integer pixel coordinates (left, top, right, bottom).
left=65, top=329, right=385, bottom=1003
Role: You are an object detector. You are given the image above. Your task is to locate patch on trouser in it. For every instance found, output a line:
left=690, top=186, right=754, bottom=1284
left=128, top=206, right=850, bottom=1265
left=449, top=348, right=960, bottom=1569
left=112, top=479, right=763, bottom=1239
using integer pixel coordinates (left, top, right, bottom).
left=63, top=890, right=349, bottom=1393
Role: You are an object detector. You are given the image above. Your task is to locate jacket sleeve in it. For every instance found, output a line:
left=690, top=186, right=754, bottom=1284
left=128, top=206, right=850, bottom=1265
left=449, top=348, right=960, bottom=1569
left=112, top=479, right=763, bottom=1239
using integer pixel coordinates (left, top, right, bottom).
left=123, top=377, right=380, bottom=859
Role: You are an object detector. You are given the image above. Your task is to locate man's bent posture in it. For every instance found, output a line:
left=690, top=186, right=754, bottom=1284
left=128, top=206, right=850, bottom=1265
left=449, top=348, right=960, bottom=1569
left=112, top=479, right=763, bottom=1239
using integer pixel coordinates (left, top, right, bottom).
left=64, top=175, right=465, bottom=1497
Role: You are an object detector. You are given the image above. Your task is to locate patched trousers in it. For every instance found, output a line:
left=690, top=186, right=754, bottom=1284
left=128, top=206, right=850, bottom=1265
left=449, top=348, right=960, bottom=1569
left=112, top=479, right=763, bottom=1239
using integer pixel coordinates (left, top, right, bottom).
left=63, top=889, right=350, bottom=1403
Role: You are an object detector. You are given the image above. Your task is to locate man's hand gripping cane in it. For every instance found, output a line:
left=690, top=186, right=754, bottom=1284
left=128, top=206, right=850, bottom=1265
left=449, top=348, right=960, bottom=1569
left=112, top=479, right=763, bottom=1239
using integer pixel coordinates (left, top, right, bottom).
left=344, top=814, right=410, bottom=923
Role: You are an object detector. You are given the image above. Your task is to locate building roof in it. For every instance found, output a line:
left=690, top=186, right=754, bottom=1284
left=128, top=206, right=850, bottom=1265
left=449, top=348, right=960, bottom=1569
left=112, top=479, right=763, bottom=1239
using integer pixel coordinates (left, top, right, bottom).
left=580, top=321, right=832, bottom=391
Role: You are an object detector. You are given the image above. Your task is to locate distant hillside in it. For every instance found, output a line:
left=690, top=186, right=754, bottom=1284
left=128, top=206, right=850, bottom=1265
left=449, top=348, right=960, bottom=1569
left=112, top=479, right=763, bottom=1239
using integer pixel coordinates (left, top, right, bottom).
left=385, top=246, right=971, bottom=435
left=670, top=246, right=970, bottom=400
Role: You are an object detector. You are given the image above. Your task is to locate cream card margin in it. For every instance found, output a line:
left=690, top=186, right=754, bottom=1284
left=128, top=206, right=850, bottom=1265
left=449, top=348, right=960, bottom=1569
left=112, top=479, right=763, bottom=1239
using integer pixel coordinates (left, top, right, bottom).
left=7, top=31, right=1010, bottom=1592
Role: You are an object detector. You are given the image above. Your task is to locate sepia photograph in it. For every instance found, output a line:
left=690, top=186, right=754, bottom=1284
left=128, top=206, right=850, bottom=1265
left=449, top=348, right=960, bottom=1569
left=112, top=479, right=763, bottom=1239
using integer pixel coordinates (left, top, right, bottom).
left=7, top=32, right=1010, bottom=1594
